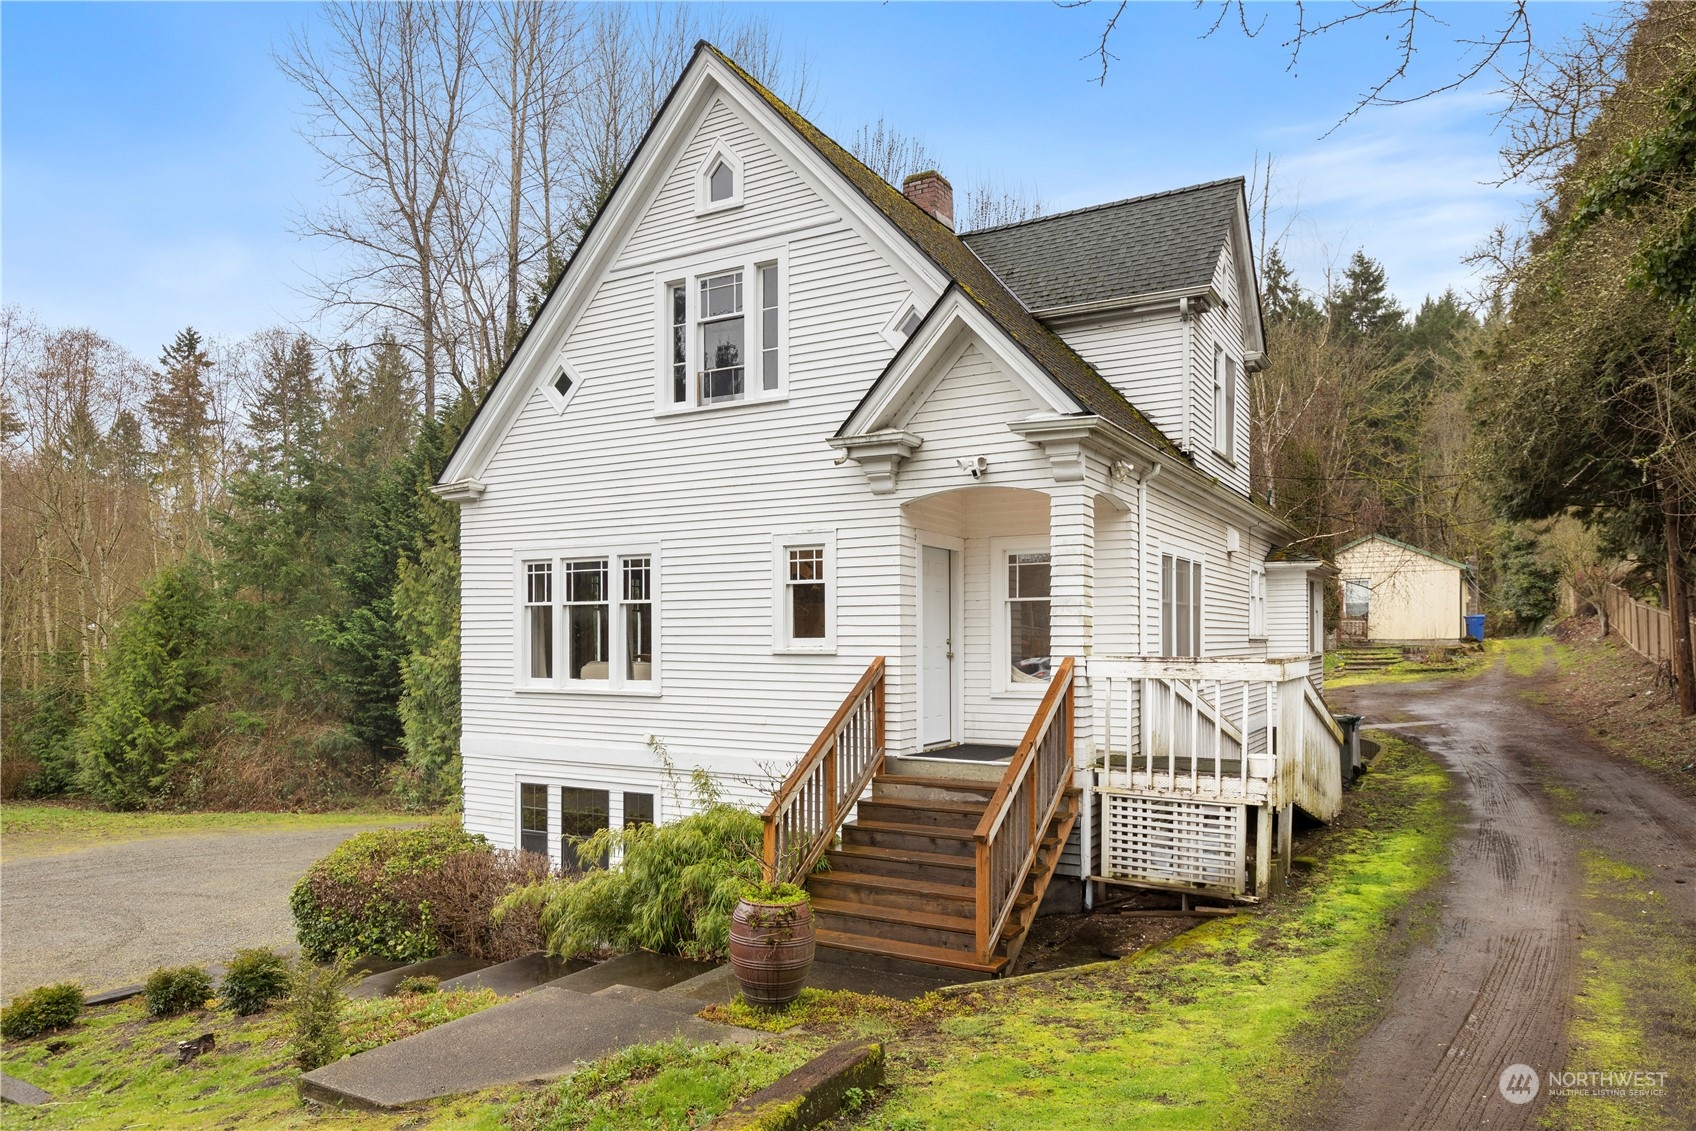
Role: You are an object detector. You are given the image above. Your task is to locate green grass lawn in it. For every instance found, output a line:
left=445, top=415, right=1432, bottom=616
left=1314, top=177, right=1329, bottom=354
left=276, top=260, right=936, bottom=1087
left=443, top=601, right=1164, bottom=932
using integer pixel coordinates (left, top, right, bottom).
left=848, top=731, right=1455, bottom=1131
left=0, top=989, right=503, bottom=1130
left=0, top=803, right=418, bottom=858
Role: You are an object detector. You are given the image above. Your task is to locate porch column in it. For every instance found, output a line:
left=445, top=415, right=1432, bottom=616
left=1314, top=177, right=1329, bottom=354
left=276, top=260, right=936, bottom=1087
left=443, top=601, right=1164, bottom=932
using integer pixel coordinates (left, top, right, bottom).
left=1049, top=481, right=1095, bottom=765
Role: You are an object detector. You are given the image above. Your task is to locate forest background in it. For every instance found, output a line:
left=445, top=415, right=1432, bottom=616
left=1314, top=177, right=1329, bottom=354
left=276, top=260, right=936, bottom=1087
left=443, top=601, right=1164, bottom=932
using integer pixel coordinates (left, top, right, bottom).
left=5, top=1, right=1693, bottom=812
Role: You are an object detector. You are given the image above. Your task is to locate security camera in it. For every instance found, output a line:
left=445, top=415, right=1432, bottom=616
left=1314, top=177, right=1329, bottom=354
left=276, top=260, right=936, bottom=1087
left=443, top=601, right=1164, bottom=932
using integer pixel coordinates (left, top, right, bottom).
left=958, top=455, right=988, bottom=479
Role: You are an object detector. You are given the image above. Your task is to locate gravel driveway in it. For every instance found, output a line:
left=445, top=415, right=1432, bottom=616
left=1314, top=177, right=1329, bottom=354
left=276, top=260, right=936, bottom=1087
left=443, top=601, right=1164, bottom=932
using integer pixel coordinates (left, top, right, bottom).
left=2, top=825, right=392, bottom=997
left=1323, top=653, right=1696, bottom=1130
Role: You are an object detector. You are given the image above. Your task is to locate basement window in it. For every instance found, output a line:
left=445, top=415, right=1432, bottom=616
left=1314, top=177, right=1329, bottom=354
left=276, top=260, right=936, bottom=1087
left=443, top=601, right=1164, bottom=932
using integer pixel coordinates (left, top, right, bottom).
left=519, top=783, right=549, bottom=857
left=560, top=787, right=610, bottom=873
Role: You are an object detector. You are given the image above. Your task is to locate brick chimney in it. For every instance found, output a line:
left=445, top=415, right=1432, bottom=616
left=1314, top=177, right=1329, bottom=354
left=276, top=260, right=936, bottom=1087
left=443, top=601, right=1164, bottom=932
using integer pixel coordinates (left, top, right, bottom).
left=903, top=170, right=954, bottom=231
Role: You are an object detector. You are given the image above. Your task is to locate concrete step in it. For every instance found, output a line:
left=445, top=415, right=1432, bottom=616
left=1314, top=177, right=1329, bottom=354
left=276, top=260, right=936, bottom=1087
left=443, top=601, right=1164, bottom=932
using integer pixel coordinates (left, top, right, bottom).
left=591, top=983, right=704, bottom=1017
left=298, top=986, right=758, bottom=1109
left=814, top=929, right=1005, bottom=975
left=438, top=952, right=591, bottom=997
left=349, top=955, right=492, bottom=999
left=543, top=950, right=718, bottom=996
left=884, top=755, right=1006, bottom=783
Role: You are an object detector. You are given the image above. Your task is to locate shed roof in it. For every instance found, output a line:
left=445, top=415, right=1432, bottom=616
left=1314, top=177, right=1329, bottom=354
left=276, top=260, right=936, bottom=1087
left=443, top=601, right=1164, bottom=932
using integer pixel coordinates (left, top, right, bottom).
left=959, top=180, right=1243, bottom=312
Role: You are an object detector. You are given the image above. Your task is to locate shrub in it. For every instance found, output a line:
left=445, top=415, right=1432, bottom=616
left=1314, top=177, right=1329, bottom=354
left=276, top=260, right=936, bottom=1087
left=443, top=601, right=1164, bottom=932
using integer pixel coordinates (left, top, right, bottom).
left=1, top=982, right=84, bottom=1041
left=498, top=803, right=763, bottom=961
left=290, top=823, right=551, bottom=963
left=394, top=975, right=440, bottom=995
left=220, top=948, right=291, bottom=1016
left=143, top=966, right=213, bottom=1018
left=288, top=957, right=350, bottom=1071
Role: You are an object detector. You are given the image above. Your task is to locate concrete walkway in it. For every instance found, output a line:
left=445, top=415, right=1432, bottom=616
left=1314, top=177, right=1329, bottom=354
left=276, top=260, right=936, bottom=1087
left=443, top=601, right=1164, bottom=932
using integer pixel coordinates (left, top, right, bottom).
left=302, top=952, right=755, bottom=1109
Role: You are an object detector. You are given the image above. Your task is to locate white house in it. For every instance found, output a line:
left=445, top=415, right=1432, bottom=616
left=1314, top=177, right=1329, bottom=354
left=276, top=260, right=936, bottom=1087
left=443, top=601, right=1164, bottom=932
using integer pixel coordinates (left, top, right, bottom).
left=435, top=44, right=1342, bottom=972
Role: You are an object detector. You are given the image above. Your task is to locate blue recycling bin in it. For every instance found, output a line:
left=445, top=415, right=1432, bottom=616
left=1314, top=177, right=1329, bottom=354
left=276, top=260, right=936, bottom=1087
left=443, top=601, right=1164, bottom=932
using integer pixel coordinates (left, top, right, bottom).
left=1464, top=614, right=1485, bottom=642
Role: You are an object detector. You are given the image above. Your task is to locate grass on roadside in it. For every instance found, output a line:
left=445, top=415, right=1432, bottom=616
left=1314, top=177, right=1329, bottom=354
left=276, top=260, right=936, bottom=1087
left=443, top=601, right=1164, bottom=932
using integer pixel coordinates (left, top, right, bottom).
left=844, top=731, right=1454, bottom=1131
left=1533, top=792, right=1696, bottom=1131
left=0, top=803, right=418, bottom=859
left=0, top=989, right=501, bottom=1130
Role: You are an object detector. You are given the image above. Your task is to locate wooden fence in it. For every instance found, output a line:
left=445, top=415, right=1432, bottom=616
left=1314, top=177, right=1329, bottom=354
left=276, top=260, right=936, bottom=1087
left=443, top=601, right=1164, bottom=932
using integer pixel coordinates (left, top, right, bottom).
left=1600, top=584, right=1696, bottom=666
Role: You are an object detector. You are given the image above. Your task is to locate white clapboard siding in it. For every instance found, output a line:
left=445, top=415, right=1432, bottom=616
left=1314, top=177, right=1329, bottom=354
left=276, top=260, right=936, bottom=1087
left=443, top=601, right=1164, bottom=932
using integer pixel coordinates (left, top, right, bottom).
left=1057, top=312, right=1185, bottom=443
left=1183, top=240, right=1253, bottom=496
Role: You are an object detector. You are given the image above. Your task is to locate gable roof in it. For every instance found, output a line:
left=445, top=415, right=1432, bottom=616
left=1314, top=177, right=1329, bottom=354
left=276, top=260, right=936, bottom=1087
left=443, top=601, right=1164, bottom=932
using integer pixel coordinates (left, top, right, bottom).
left=960, top=180, right=1243, bottom=312
left=1338, top=534, right=1468, bottom=572
left=704, top=46, right=1182, bottom=459
left=438, top=42, right=1191, bottom=490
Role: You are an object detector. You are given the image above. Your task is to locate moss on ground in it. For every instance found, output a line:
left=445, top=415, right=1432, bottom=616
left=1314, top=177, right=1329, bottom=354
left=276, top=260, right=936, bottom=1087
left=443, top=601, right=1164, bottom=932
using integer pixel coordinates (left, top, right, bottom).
left=0, top=989, right=499, bottom=1129
left=0, top=803, right=417, bottom=859
left=1534, top=803, right=1696, bottom=1130
left=843, top=732, right=1455, bottom=1131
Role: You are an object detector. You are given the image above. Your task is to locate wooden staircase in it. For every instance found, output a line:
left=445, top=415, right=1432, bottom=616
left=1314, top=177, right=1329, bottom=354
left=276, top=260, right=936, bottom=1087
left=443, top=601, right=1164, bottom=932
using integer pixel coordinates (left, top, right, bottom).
left=810, top=773, right=1081, bottom=973
left=762, top=656, right=1080, bottom=977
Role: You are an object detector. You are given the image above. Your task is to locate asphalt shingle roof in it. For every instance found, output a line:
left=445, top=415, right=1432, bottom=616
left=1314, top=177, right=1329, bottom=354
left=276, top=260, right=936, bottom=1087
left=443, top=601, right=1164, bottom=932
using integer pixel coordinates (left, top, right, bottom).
left=960, top=181, right=1243, bottom=312
left=706, top=46, right=1182, bottom=458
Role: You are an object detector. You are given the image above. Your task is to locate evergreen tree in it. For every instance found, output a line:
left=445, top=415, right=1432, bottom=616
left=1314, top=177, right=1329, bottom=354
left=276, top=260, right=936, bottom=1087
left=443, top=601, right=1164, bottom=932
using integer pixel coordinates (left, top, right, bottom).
left=1326, top=250, right=1407, bottom=340
left=248, top=333, right=323, bottom=482
left=146, top=328, right=219, bottom=535
left=1261, top=245, right=1320, bottom=324
left=77, top=564, right=218, bottom=809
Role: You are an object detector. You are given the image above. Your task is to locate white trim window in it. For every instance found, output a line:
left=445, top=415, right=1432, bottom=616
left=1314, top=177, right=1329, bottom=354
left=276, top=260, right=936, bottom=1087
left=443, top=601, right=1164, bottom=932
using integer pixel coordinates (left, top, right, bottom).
left=523, top=562, right=554, bottom=680
left=993, top=539, right=1052, bottom=690
left=541, top=360, right=585, bottom=414
left=880, top=295, right=925, bottom=349
left=695, top=140, right=744, bottom=215
left=658, top=253, right=786, bottom=411
left=772, top=532, right=836, bottom=652
left=1212, top=344, right=1238, bottom=463
left=1161, top=553, right=1204, bottom=657
left=518, top=782, right=550, bottom=857
left=1249, top=563, right=1267, bottom=640
left=515, top=548, right=659, bottom=691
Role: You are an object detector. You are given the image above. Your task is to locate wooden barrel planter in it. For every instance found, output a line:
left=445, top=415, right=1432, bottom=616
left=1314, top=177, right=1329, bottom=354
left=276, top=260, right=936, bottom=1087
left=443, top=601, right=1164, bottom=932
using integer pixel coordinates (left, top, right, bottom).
left=728, top=891, right=815, bottom=1007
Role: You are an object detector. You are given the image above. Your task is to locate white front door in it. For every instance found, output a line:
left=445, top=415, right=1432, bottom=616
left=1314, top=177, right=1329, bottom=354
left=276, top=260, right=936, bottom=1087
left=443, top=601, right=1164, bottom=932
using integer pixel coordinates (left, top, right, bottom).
left=920, top=545, right=955, bottom=747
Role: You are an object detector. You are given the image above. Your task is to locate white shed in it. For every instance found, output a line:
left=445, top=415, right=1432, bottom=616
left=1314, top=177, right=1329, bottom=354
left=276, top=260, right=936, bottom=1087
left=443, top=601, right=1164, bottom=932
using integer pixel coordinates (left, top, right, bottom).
left=1335, top=535, right=1469, bottom=645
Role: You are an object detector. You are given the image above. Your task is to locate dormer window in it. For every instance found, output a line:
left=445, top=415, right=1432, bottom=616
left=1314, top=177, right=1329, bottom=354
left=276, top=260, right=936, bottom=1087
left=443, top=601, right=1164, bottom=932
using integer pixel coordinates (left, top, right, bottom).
left=708, top=159, right=734, bottom=202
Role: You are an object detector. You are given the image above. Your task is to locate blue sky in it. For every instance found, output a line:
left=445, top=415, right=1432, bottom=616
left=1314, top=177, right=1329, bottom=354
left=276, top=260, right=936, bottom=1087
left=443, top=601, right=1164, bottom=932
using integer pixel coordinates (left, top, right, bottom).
left=3, top=1, right=1610, bottom=360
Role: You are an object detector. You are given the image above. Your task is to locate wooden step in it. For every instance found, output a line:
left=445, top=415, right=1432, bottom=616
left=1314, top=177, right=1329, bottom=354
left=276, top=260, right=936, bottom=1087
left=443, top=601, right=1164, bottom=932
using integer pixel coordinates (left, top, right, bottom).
left=815, top=928, right=1007, bottom=975
left=842, top=819, right=976, bottom=858
left=808, top=870, right=976, bottom=914
left=812, top=894, right=1036, bottom=952
left=856, top=796, right=986, bottom=831
left=870, top=774, right=1001, bottom=805
left=825, top=844, right=975, bottom=885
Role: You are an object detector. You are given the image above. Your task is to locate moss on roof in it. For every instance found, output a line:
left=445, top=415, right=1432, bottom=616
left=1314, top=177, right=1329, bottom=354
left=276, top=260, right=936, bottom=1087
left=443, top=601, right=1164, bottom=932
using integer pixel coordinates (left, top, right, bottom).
left=705, top=44, right=1183, bottom=460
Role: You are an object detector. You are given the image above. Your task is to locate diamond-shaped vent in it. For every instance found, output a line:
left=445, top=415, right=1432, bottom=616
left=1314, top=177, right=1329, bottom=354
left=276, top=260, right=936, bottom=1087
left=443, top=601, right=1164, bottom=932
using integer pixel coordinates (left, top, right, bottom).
left=553, top=370, right=573, bottom=398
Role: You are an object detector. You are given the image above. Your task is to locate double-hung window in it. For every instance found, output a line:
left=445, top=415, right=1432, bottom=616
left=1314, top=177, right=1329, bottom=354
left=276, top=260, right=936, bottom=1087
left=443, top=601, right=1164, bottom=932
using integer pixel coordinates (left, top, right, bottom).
left=1249, top=564, right=1267, bottom=640
left=1005, top=550, right=1052, bottom=685
left=659, top=252, right=785, bottom=410
left=773, top=532, right=835, bottom=651
left=1162, top=553, right=1204, bottom=657
left=519, top=783, right=549, bottom=857
left=518, top=549, right=658, bottom=690
left=1213, top=345, right=1238, bottom=463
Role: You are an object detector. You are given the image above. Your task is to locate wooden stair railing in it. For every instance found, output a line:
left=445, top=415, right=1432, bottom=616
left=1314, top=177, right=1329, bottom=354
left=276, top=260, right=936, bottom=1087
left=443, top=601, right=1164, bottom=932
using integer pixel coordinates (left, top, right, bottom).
left=972, top=656, right=1075, bottom=967
left=761, top=657, right=886, bottom=884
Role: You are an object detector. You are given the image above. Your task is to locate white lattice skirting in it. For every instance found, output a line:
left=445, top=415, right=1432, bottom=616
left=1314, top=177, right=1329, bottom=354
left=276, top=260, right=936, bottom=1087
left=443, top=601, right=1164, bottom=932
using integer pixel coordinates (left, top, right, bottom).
left=1100, top=793, right=1249, bottom=896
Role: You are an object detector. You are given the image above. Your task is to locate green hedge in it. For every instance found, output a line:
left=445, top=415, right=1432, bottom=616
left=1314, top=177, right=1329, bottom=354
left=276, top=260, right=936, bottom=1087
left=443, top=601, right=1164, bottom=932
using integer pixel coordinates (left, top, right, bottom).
left=144, top=966, right=213, bottom=1018
left=290, top=823, right=492, bottom=962
left=221, top=948, right=291, bottom=1016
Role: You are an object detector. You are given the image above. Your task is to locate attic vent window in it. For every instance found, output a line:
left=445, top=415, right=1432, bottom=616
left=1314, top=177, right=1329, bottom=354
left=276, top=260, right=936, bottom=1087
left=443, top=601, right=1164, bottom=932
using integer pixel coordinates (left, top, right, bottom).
left=708, top=160, right=734, bottom=202
left=553, top=370, right=573, bottom=399
left=897, top=308, right=922, bottom=337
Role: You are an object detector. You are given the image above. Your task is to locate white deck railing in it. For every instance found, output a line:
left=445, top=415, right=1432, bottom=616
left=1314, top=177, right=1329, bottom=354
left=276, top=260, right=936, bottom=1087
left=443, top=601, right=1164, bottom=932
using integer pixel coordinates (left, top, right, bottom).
left=1090, top=656, right=1342, bottom=820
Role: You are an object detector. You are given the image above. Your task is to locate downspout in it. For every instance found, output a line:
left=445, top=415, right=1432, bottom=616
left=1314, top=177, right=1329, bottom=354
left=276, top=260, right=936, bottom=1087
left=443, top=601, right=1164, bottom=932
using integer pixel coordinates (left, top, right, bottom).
left=1179, top=297, right=1195, bottom=453
left=1137, top=462, right=1164, bottom=654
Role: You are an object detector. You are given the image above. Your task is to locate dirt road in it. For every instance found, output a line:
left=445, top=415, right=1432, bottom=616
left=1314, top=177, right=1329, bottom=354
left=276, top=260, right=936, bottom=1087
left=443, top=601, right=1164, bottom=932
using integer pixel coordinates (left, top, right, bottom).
left=1, top=825, right=388, bottom=997
left=1324, top=654, right=1696, bottom=1130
